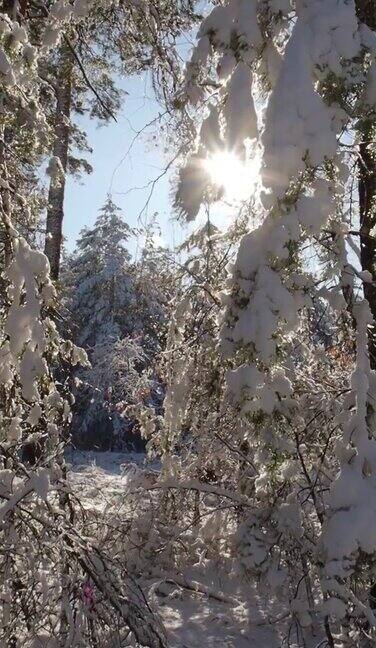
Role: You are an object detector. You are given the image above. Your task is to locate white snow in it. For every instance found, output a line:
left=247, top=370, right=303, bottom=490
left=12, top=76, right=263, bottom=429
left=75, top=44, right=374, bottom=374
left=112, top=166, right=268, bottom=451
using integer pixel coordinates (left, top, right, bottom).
left=262, top=5, right=337, bottom=197
left=224, top=62, right=258, bottom=153
left=365, top=60, right=376, bottom=107
left=67, top=451, right=291, bottom=647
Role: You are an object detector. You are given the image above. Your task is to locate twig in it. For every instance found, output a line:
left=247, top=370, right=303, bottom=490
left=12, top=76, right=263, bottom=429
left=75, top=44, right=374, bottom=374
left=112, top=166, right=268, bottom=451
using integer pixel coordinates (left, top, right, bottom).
left=63, top=34, right=117, bottom=122
left=152, top=574, right=241, bottom=606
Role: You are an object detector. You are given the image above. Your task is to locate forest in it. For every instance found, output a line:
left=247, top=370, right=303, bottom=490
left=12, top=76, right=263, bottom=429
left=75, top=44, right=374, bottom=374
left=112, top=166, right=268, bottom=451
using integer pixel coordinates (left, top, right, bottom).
left=0, top=0, right=376, bottom=646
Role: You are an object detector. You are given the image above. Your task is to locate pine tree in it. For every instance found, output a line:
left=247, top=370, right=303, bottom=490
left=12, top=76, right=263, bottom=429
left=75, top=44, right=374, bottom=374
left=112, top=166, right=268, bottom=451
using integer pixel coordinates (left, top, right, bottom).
left=65, top=197, right=165, bottom=450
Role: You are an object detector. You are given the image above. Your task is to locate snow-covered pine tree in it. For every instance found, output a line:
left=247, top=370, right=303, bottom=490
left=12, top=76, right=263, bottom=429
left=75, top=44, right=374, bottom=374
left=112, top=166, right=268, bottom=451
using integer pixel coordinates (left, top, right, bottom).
left=65, top=197, right=165, bottom=450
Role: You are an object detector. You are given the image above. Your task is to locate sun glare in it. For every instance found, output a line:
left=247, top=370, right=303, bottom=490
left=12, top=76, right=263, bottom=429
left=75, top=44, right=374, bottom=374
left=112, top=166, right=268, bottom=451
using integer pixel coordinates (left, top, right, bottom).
left=205, top=150, right=259, bottom=202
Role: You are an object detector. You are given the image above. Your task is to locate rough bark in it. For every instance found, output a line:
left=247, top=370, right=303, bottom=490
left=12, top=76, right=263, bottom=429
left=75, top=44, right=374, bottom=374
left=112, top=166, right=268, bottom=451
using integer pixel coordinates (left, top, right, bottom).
left=2, top=0, right=27, bottom=17
left=359, top=134, right=376, bottom=369
left=44, top=45, right=74, bottom=281
left=355, top=4, right=376, bottom=635
left=356, top=0, right=376, bottom=369
left=0, top=137, right=13, bottom=269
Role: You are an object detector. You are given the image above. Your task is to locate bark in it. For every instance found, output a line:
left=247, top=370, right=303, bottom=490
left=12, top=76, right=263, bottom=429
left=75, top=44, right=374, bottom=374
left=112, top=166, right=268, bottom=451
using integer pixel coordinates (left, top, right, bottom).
left=359, top=127, right=376, bottom=370
left=2, top=0, right=27, bottom=17
left=354, top=4, right=376, bottom=636
left=1, top=0, right=15, bottom=13
left=356, top=0, right=376, bottom=369
left=44, top=45, right=74, bottom=281
left=0, top=137, right=13, bottom=269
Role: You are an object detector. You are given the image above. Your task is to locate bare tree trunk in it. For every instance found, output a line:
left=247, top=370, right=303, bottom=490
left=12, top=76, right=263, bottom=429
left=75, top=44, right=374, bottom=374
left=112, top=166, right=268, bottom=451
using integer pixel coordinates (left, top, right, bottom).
left=356, top=0, right=376, bottom=369
left=44, top=45, right=74, bottom=281
left=354, top=7, right=376, bottom=644
left=0, top=137, right=13, bottom=269
left=359, top=129, right=376, bottom=370
left=2, top=0, right=27, bottom=19
left=1, top=0, right=16, bottom=14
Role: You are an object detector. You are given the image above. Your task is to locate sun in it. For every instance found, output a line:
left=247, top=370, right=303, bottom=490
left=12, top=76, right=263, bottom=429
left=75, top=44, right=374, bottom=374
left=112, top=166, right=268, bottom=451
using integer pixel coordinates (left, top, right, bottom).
left=204, top=150, right=259, bottom=202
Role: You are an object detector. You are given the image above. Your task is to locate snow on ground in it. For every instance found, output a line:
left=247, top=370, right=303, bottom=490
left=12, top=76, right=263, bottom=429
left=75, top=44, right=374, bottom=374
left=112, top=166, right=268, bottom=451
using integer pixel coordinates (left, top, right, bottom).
left=66, top=448, right=156, bottom=510
left=66, top=448, right=147, bottom=475
left=67, top=451, right=295, bottom=647
left=146, top=568, right=281, bottom=648
left=156, top=597, right=277, bottom=647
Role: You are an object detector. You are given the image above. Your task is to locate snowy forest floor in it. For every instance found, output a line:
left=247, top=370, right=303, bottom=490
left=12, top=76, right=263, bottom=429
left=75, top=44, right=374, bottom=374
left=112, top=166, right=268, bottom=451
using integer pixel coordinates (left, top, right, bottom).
left=67, top=451, right=324, bottom=648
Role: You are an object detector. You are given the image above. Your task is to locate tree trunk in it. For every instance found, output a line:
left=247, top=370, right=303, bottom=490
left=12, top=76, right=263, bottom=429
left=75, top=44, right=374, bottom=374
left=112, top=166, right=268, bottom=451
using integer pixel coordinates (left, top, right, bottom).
left=44, top=45, right=74, bottom=281
left=2, top=0, right=27, bottom=18
left=356, top=0, right=376, bottom=369
left=354, top=7, right=376, bottom=641
left=359, top=139, right=376, bottom=370
left=0, top=137, right=13, bottom=269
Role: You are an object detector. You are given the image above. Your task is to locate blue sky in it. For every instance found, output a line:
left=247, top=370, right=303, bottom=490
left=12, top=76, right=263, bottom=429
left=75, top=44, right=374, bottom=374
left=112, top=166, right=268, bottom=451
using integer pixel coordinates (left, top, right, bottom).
left=61, top=2, right=237, bottom=257
left=62, top=56, right=238, bottom=259
left=63, top=73, right=187, bottom=257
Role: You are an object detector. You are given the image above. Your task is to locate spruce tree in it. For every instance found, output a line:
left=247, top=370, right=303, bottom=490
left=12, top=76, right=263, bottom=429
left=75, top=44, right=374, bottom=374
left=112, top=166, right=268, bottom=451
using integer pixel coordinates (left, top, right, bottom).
left=65, top=197, right=164, bottom=450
